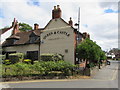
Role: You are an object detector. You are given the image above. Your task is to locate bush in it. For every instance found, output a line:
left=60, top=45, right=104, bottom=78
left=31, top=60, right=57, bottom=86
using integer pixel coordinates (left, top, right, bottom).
left=2, top=61, right=76, bottom=78
left=2, top=63, right=33, bottom=77
left=3, top=59, right=11, bottom=65
left=40, top=53, right=63, bottom=61
left=32, top=62, right=45, bottom=75
left=2, top=64, right=17, bottom=77
left=89, top=63, right=95, bottom=68
left=0, top=55, right=6, bottom=60
left=0, top=55, right=6, bottom=64
left=39, top=60, right=75, bottom=76
left=56, top=61, right=75, bottom=76
left=9, top=53, right=24, bottom=64
left=14, top=63, right=31, bottom=76
left=23, top=59, right=32, bottom=64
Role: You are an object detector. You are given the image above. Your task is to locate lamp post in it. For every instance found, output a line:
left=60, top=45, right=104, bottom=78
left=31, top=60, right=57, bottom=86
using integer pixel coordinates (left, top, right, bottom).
left=38, top=31, right=41, bottom=62
left=74, top=7, right=80, bottom=64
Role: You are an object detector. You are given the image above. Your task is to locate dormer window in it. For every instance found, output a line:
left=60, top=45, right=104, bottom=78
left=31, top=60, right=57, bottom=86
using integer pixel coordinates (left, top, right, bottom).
left=29, top=36, right=38, bottom=43
left=29, top=32, right=39, bottom=43
left=5, top=35, right=20, bottom=45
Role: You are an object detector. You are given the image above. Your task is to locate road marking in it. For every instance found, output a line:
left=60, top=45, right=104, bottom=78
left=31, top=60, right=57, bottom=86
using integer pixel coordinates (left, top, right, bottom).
left=0, top=78, right=114, bottom=84
left=0, top=79, right=73, bottom=84
left=111, top=66, right=118, bottom=80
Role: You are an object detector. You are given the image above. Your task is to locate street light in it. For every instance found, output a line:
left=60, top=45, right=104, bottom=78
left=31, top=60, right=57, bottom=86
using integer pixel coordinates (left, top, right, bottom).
left=38, top=31, right=41, bottom=62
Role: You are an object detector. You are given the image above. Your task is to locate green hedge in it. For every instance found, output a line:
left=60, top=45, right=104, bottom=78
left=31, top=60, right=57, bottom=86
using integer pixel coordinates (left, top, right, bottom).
left=23, top=59, right=32, bottom=64
left=8, top=53, right=24, bottom=64
left=40, top=53, right=63, bottom=61
left=2, top=61, right=75, bottom=77
left=3, top=60, right=11, bottom=65
left=0, top=55, right=6, bottom=60
left=2, top=63, right=32, bottom=77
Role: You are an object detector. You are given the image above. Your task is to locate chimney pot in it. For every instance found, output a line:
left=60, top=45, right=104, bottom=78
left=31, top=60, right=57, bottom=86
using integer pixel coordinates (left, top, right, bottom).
left=34, top=23, right=39, bottom=30
left=52, top=5, right=61, bottom=19
left=83, top=32, right=90, bottom=39
left=57, top=5, right=60, bottom=9
left=69, top=17, right=73, bottom=26
left=54, top=6, right=56, bottom=10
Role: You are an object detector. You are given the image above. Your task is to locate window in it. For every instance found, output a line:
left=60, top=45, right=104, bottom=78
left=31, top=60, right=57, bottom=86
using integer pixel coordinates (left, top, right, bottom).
left=6, top=51, right=16, bottom=59
left=29, top=36, right=38, bottom=43
left=6, top=39, right=18, bottom=45
left=26, top=51, right=38, bottom=60
left=29, top=32, right=39, bottom=43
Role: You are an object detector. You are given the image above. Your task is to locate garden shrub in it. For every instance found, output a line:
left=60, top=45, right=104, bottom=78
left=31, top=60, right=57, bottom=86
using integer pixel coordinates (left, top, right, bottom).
left=0, top=55, right=6, bottom=60
left=33, top=61, right=39, bottom=63
left=9, top=53, right=24, bottom=64
left=2, top=64, right=17, bottom=77
left=39, top=60, right=75, bottom=76
left=56, top=61, right=75, bottom=76
left=32, top=62, right=45, bottom=75
left=23, top=59, right=32, bottom=64
left=0, top=55, right=6, bottom=64
left=14, top=63, right=32, bottom=77
left=2, top=60, right=76, bottom=78
left=89, top=63, right=95, bottom=68
left=40, top=53, right=63, bottom=61
left=3, top=59, right=11, bottom=65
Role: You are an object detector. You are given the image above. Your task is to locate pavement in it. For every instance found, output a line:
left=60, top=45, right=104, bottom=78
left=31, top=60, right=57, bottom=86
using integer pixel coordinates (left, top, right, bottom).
left=92, top=60, right=118, bottom=80
left=0, top=60, right=119, bottom=88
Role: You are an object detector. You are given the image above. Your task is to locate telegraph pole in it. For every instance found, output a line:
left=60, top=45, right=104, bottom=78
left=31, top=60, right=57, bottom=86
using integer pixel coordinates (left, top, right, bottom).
left=38, top=32, right=41, bottom=62
left=75, top=7, right=80, bottom=32
left=78, top=7, right=80, bottom=32
left=75, top=7, right=80, bottom=64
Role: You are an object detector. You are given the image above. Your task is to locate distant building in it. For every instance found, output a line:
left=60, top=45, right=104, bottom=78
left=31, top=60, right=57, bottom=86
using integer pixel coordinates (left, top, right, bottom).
left=2, top=5, right=90, bottom=64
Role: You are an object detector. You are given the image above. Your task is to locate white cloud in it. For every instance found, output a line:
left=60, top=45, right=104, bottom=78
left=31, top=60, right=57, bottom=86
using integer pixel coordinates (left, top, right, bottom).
left=99, top=2, right=118, bottom=11
left=0, top=1, right=55, bottom=28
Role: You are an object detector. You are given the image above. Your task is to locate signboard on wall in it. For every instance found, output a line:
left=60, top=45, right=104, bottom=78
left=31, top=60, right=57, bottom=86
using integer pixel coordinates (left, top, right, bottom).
left=43, top=31, right=70, bottom=40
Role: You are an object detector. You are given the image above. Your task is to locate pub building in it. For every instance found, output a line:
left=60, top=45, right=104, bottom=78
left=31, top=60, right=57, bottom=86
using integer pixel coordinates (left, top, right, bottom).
left=2, top=5, right=90, bottom=64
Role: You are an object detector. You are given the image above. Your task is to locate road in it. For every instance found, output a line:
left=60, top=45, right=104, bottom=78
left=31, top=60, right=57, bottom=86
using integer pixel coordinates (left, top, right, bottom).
left=1, top=60, right=119, bottom=88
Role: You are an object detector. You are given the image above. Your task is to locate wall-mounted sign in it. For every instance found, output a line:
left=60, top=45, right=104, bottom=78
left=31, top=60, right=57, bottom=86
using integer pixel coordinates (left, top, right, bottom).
left=43, top=31, right=70, bottom=39
left=48, top=37, right=64, bottom=41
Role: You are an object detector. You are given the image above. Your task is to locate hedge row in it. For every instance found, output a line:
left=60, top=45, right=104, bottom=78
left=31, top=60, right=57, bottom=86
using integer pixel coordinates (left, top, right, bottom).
left=2, top=53, right=64, bottom=65
left=2, top=61, right=76, bottom=77
left=2, top=53, right=25, bottom=64
left=41, top=53, right=63, bottom=61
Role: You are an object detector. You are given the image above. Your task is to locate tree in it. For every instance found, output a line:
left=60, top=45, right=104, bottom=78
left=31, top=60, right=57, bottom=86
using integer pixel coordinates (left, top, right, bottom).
left=76, top=38, right=106, bottom=68
left=100, top=51, right=107, bottom=60
left=19, top=23, right=32, bottom=31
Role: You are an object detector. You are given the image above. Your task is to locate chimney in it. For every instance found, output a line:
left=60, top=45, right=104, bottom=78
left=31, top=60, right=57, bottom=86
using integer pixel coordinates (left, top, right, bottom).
left=83, top=32, right=87, bottom=38
left=83, top=32, right=90, bottom=39
left=34, top=23, right=39, bottom=30
left=68, top=17, right=73, bottom=26
left=88, top=34, right=90, bottom=39
left=52, top=5, right=61, bottom=19
left=12, top=18, right=16, bottom=27
left=12, top=21, right=20, bottom=35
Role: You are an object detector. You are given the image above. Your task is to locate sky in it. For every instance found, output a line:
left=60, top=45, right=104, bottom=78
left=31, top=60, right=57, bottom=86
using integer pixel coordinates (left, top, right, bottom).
left=0, top=0, right=119, bottom=51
